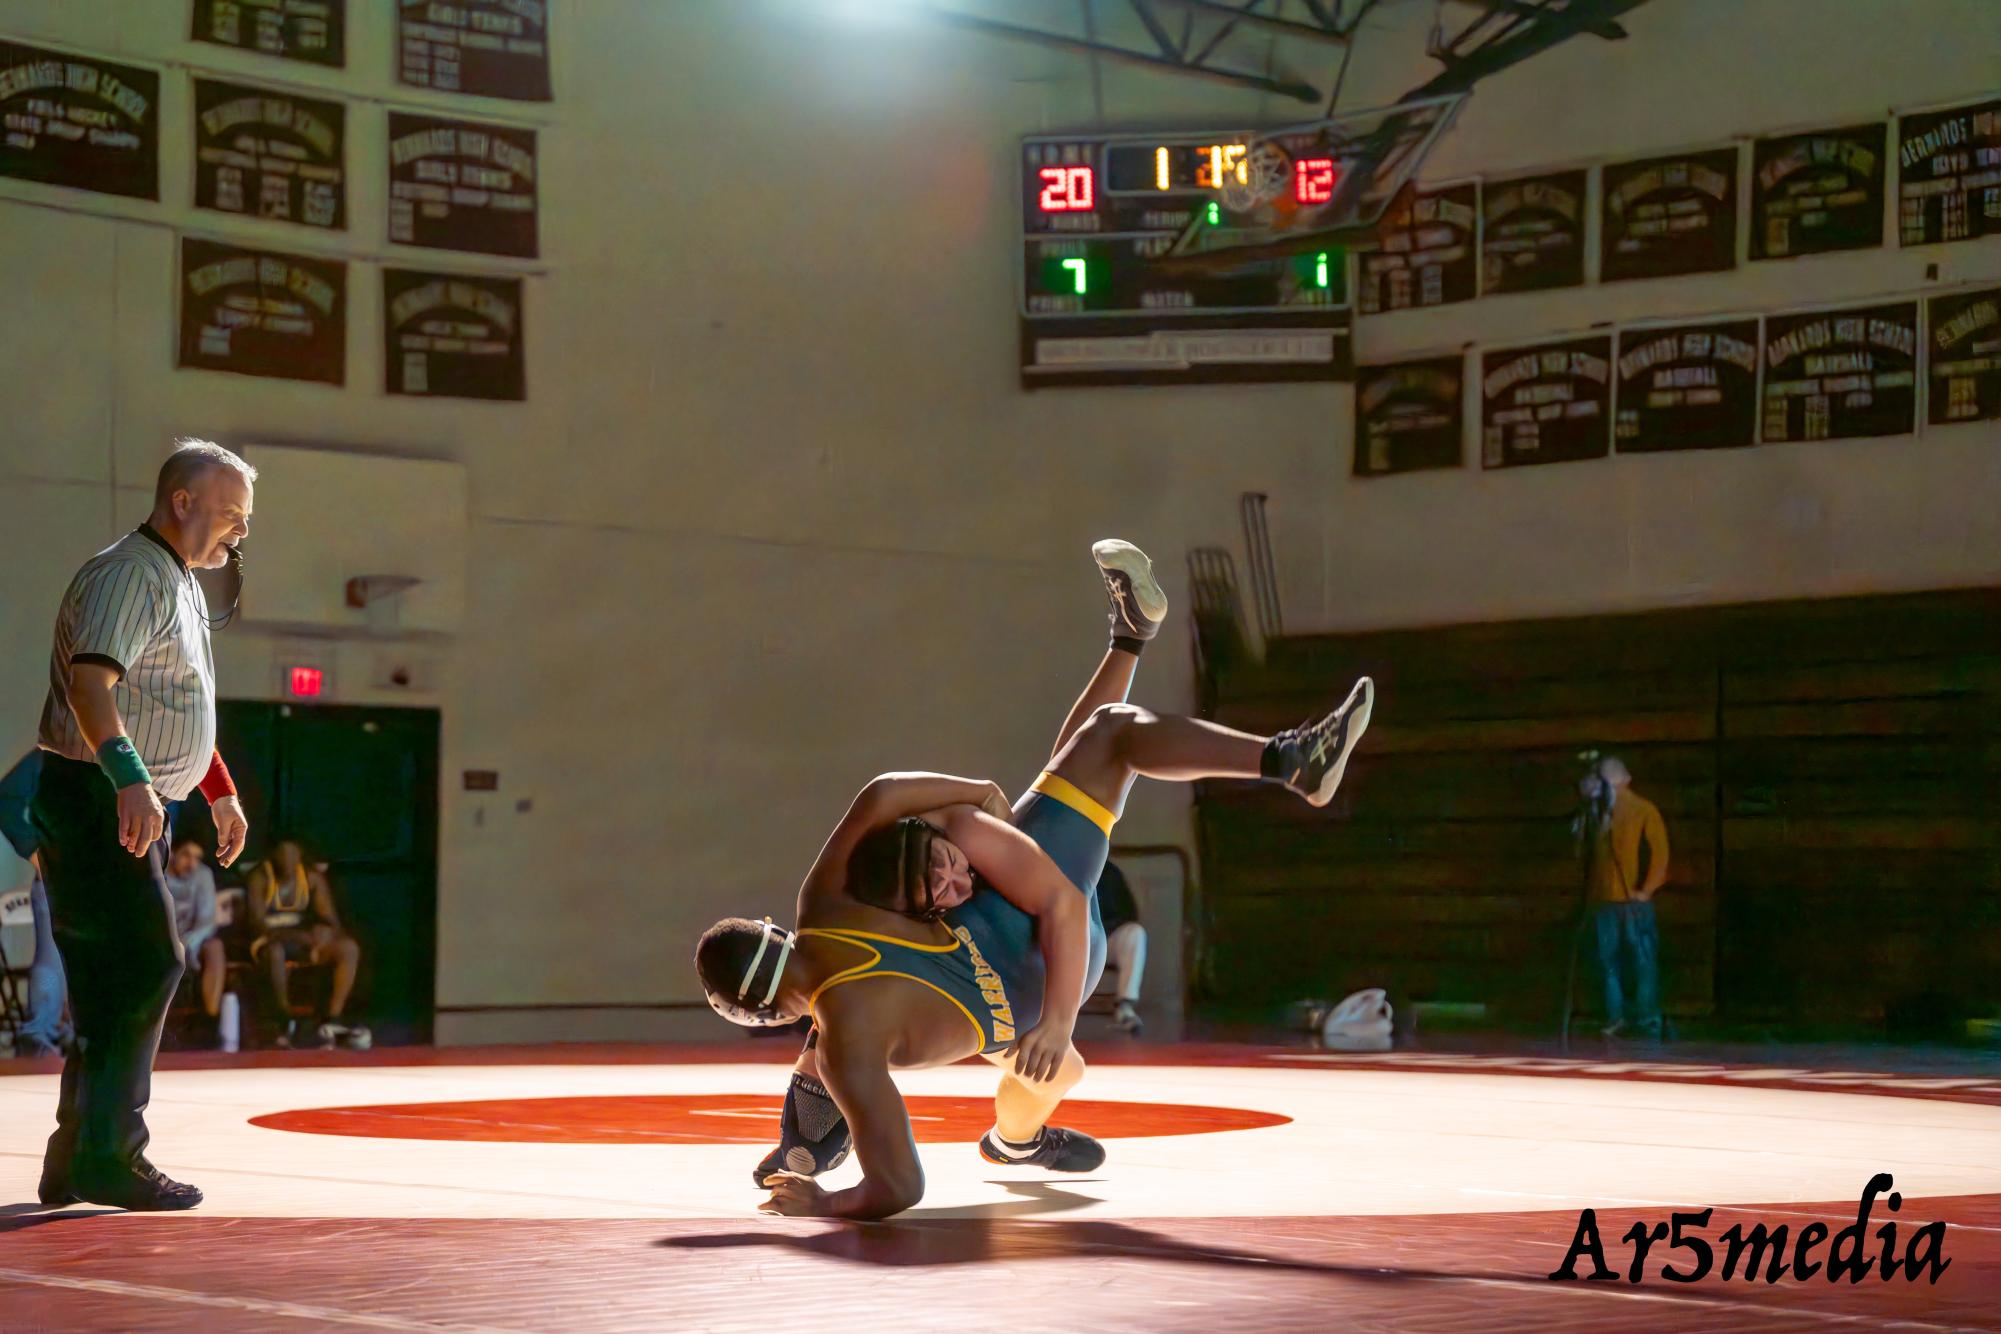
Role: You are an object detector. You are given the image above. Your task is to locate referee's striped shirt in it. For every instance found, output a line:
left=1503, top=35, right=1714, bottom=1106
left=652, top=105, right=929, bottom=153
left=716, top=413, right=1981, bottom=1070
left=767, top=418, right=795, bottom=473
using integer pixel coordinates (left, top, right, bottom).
left=38, top=524, right=217, bottom=802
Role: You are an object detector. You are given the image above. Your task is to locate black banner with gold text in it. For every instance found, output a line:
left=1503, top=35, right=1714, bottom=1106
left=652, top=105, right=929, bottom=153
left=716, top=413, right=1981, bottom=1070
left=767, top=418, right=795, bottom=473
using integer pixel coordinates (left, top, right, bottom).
left=194, top=78, right=345, bottom=229
left=1751, top=123, right=1886, bottom=259
left=192, top=0, right=345, bottom=67
left=1355, top=356, right=1463, bottom=476
left=0, top=41, right=158, bottom=198
left=178, top=236, right=346, bottom=384
left=387, top=111, right=538, bottom=257
left=1601, top=147, right=1738, bottom=282
left=1760, top=302, right=1917, bottom=443
left=1481, top=168, right=1586, bottom=295
left=397, top=0, right=551, bottom=101
left=1480, top=335, right=1612, bottom=468
left=1898, top=98, right=2001, bottom=247
left=1927, top=286, right=2001, bottom=427
left=384, top=268, right=525, bottom=401
left=1615, top=318, right=1760, bottom=452
left=1358, top=181, right=1478, bottom=314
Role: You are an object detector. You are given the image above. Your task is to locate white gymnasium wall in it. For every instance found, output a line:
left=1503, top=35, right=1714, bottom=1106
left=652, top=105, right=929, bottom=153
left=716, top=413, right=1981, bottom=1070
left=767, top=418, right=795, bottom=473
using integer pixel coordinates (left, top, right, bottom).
left=1306, top=0, right=2001, bottom=630
left=0, top=1, right=1995, bottom=1034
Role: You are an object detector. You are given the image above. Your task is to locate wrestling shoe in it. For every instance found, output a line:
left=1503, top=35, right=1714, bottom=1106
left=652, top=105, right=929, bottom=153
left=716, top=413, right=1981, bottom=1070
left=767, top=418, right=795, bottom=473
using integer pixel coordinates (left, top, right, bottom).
left=752, top=1072, right=853, bottom=1186
left=1113, top=999, right=1144, bottom=1036
left=978, top=1125, right=1106, bottom=1172
left=317, top=1021, right=373, bottom=1051
left=1092, top=539, right=1168, bottom=644
left=1263, top=676, right=1374, bottom=808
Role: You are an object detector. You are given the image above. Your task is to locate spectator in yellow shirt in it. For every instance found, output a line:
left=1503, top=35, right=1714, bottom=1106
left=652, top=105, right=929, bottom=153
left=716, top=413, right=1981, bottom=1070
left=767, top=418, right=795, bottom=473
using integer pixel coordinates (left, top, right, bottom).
left=1583, top=756, right=1668, bottom=1039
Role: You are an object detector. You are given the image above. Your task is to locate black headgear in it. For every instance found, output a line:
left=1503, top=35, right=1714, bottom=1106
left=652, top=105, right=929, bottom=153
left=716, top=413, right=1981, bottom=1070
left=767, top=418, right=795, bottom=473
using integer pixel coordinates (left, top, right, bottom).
left=703, top=917, right=798, bottom=1027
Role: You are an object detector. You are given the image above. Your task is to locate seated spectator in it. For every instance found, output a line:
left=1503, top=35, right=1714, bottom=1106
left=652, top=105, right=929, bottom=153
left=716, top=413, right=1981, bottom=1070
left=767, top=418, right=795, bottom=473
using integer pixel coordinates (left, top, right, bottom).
left=164, top=837, right=227, bottom=1041
left=1097, top=859, right=1148, bottom=1035
left=246, top=839, right=367, bottom=1048
left=1, top=749, right=70, bottom=1058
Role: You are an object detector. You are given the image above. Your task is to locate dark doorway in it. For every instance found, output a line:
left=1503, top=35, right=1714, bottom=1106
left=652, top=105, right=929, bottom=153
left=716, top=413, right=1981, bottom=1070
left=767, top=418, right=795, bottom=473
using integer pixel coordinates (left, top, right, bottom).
left=175, top=702, right=440, bottom=1045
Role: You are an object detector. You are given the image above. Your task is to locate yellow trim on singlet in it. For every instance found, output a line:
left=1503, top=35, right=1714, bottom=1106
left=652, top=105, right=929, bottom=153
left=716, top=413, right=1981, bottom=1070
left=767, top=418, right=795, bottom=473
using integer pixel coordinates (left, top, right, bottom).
left=797, top=926, right=988, bottom=1050
left=1030, top=770, right=1118, bottom=837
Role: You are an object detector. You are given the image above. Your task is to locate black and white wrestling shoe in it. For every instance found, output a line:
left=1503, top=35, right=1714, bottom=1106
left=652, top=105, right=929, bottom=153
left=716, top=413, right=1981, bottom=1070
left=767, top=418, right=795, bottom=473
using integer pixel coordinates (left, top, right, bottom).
left=1263, top=675, right=1375, bottom=808
left=1092, top=539, right=1168, bottom=646
left=752, top=1072, right=853, bottom=1186
left=978, top=1125, right=1107, bottom=1172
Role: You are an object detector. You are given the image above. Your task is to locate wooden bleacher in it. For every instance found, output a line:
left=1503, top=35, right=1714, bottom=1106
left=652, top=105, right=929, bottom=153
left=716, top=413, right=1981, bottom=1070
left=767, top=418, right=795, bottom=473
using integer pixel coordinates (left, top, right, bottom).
left=1193, top=587, right=2001, bottom=1033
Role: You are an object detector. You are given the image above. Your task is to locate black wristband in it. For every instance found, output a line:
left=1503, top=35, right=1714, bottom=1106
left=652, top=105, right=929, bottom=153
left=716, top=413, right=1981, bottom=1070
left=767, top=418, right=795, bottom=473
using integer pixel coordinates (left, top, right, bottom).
left=1111, top=635, right=1148, bottom=657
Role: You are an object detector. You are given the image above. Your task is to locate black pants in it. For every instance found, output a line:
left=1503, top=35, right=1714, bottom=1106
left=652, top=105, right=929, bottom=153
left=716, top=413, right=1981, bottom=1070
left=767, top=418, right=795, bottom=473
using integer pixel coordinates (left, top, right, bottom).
left=31, top=754, right=185, bottom=1176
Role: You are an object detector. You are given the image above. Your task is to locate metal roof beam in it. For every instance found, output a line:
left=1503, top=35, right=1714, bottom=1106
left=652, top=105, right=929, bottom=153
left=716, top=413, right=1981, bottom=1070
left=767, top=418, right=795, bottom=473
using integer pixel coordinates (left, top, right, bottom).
left=929, top=8, right=1324, bottom=103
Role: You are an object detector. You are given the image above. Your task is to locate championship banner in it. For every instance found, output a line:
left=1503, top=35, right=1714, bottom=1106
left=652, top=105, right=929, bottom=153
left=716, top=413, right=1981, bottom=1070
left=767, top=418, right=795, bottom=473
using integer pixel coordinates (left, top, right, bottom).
left=384, top=268, right=525, bottom=401
left=1750, top=122, right=1886, bottom=259
left=387, top=111, right=538, bottom=257
left=1614, top=318, right=1760, bottom=452
left=194, top=78, right=345, bottom=230
left=1760, top=301, right=1918, bottom=443
left=191, top=0, right=345, bottom=67
left=1481, top=168, right=1586, bottom=295
left=1926, top=286, right=2001, bottom=426
left=0, top=41, right=158, bottom=199
left=397, top=0, right=551, bottom=101
left=178, top=236, right=346, bottom=384
left=1355, top=356, right=1464, bottom=476
left=1480, top=335, right=1612, bottom=468
left=1357, top=181, right=1478, bottom=315
left=1897, top=97, right=2001, bottom=247
left=1600, top=146, right=1739, bottom=282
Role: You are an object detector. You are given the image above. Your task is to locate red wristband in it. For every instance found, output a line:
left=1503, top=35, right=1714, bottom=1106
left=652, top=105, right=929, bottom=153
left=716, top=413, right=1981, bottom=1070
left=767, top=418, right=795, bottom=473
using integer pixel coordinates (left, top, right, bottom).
left=197, top=750, right=237, bottom=803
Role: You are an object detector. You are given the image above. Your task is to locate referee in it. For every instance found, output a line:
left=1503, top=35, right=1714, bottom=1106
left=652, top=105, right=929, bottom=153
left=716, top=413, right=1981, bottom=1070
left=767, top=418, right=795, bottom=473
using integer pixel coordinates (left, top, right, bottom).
left=32, top=439, right=254, bottom=1211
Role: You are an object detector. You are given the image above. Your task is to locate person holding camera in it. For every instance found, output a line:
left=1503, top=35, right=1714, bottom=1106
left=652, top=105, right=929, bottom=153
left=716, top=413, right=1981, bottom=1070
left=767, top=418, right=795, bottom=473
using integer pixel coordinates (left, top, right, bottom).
left=1578, top=755, right=1669, bottom=1039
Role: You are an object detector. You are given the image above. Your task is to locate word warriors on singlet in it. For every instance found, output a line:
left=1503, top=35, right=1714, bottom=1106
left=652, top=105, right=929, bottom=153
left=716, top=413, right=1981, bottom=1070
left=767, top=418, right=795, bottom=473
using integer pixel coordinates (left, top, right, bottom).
left=1548, top=1174, right=1950, bottom=1285
left=951, top=926, right=1015, bottom=1044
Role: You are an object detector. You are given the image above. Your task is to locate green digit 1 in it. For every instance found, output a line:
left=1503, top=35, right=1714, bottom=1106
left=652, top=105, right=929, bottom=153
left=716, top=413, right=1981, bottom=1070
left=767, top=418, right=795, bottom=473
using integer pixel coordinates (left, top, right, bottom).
left=1061, top=258, right=1088, bottom=294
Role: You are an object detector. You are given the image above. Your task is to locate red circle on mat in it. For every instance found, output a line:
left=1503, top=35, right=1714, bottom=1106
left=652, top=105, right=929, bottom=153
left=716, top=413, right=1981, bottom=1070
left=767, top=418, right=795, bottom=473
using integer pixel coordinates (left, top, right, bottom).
left=250, top=1094, right=1291, bottom=1144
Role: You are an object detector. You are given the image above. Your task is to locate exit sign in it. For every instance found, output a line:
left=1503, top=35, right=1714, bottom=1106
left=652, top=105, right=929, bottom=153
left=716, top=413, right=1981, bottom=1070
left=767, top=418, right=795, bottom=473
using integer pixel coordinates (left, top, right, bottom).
left=287, top=665, right=325, bottom=698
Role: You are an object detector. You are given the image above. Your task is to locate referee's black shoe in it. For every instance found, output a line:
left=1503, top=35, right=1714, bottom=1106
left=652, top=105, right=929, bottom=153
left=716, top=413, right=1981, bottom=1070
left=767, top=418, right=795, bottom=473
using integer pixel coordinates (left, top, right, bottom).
left=66, top=1159, right=204, bottom=1211
left=37, top=1162, right=76, bottom=1207
left=1093, top=539, right=1168, bottom=645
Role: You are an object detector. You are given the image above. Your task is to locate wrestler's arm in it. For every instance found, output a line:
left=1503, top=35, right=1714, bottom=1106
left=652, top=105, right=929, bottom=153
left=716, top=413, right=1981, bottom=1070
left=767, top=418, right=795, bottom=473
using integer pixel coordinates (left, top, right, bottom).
left=245, top=864, right=270, bottom=935
left=761, top=1010, right=925, bottom=1220
left=310, top=870, right=341, bottom=931
left=796, top=773, right=1010, bottom=916
left=926, top=805, right=1088, bottom=1082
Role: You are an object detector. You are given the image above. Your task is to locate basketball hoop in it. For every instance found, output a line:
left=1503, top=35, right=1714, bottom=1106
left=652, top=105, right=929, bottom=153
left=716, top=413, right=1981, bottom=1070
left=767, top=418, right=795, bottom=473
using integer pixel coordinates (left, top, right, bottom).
left=345, top=575, right=423, bottom=631
left=1166, top=93, right=1467, bottom=266
left=345, top=575, right=422, bottom=608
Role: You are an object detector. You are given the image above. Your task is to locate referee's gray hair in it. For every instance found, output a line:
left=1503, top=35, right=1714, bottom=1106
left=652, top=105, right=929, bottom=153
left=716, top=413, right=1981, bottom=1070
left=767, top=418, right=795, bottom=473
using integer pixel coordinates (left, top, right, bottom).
left=1597, top=755, right=1631, bottom=786
left=154, top=438, right=257, bottom=507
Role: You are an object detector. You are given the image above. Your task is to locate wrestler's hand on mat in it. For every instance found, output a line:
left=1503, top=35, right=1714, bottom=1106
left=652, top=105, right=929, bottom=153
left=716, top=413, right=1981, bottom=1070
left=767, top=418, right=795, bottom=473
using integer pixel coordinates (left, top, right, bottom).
left=979, top=782, right=1013, bottom=823
left=211, top=794, right=249, bottom=868
left=759, top=1171, right=834, bottom=1217
left=117, top=782, right=167, bottom=857
left=1008, top=1018, right=1073, bottom=1083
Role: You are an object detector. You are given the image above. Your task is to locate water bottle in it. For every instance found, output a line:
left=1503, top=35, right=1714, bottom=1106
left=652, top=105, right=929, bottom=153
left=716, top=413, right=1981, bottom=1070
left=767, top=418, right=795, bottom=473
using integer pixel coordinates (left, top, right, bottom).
left=219, top=991, right=241, bottom=1053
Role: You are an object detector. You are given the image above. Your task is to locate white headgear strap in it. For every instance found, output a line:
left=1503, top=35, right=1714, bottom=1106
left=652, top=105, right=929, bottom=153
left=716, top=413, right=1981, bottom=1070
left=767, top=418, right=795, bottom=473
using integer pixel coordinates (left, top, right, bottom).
left=738, top=917, right=793, bottom=1009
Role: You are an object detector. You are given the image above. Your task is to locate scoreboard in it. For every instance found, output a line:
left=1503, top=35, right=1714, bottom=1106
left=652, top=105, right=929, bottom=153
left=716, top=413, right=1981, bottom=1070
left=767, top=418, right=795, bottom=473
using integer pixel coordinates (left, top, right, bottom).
left=1021, top=136, right=1350, bottom=317
left=1017, top=100, right=1461, bottom=388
